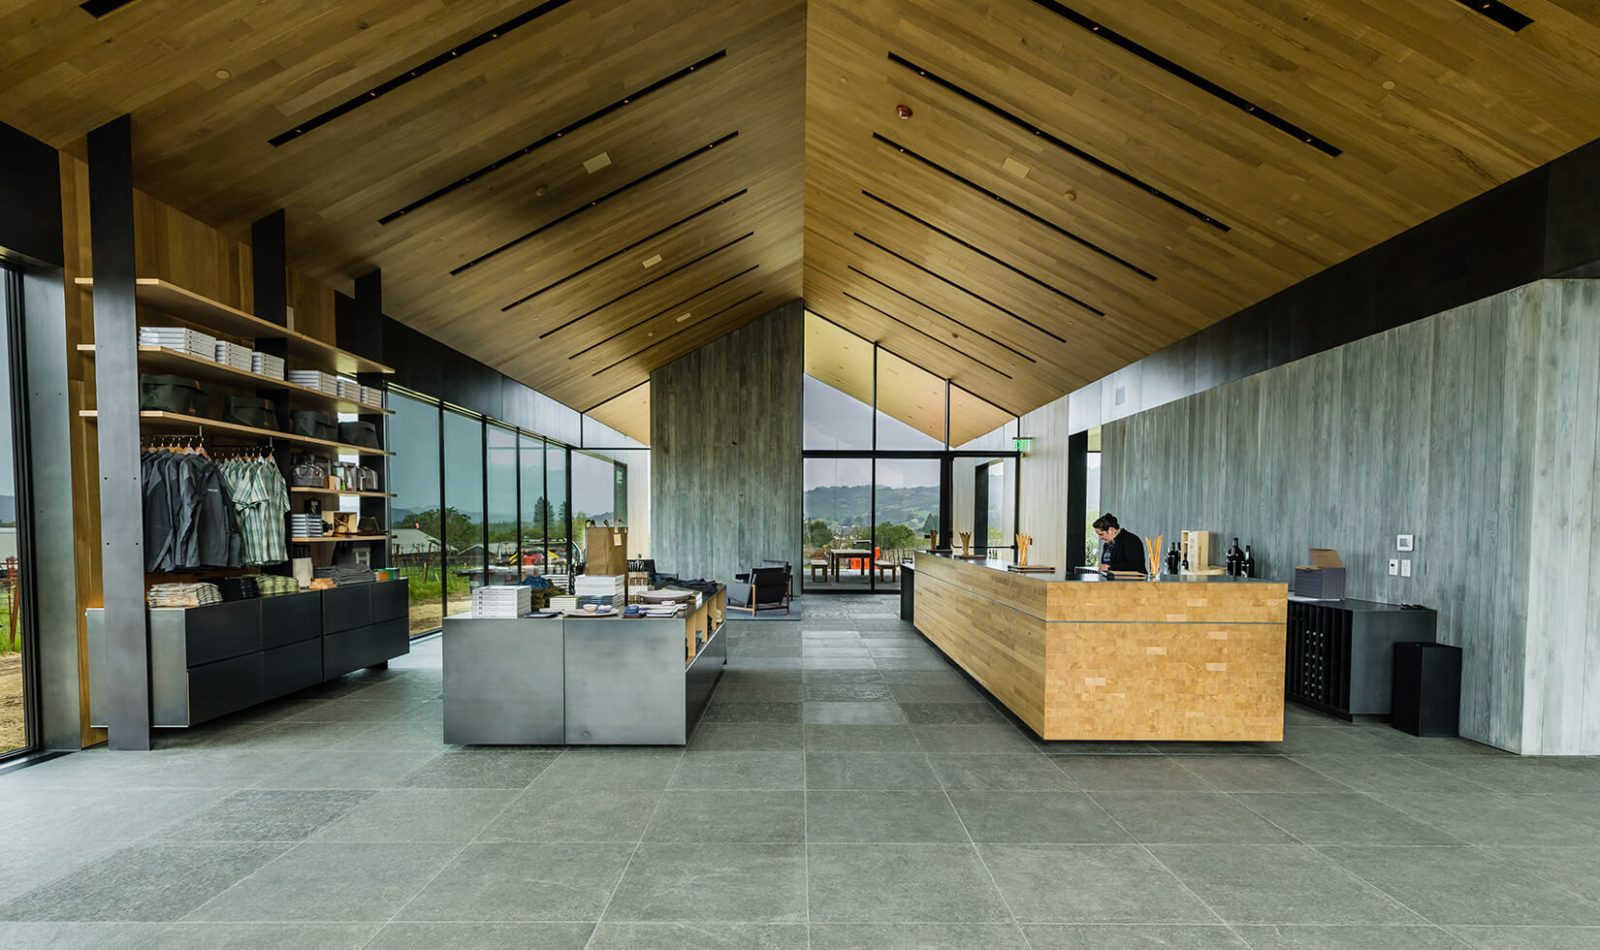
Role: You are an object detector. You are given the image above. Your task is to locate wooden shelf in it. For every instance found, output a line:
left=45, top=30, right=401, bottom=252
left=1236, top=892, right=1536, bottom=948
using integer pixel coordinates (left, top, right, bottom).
left=74, top=277, right=394, bottom=376
left=290, top=488, right=394, bottom=498
left=77, top=345, right=391, bottom=415
left=292, top=535, right=390, bottom=543
left=79, top=409, right=393, bottom=456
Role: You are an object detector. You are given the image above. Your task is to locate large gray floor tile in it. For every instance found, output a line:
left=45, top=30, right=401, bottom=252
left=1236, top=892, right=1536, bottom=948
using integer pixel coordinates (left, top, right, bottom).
left=1489, top=845, right=1600, bottom=905
left=913, top=723, right=1038, bottom=753
left=1232, top=925, right=1470, bottom=949
left=804, top=701, right=907, bottom=725
left=646, top=790, right=804, bottom=842
left=310, top=788, right=514, bottom=842
left=1174, top=756, right=1343, bottom=792
left=804, top=682, right=894, bottom=702
left=479, top=785, right=660, bottom=842
left=1379, top=792, right=1600, bottom=847
left=811, top=922, right=1030, bottom=949
left=807, top=790, right=968, bottom=842
left=688, top=723, right=805, bottom=751
left=1288, top=755, right=1493, bottom=796
left=152, top=922, right=379, bottom=948
left=980, top=844, right=1216, bottom=924
left=899, top=702, right=1004, bottom=724
left=0, top=843, right=287, bottom=922
left=887, top=682, right=984, bottom=704
left=711, top=679, right=804, bottom=702
left=397, top=749, right=559, bottom=789
left=398, top=842, right=634, bottom=922
left=159, top=790, right=369, bottom=842
left=1447, top=926, right=1600, bottom=949
left=1021, top=924, right=1247, bottom=948
left=950, top=791, right=1131, bottom=844
left=930, top=754, right=1079, bottom=790
left=365, top=921, right=594, bottom=949
left=0, top=923, right=164, bottom=949
left=588, top=922, right=806, bottom=949
left=1420, top=757, right=1600, bottom=795
left=1089, top=792, right=1294, bottom=845
left=1320, top=845, right=1600, bottom=925
left=533, top=748, right=683, bottom=789
left=259, top=749, right=442, bottom=789
left=803, top=657, right=879, bottom=671
left=806, top=752, right=941, bottom=789
left=807, top=843, right=1010, bottom=922
left=670, top=751, right=805, bottom=789
left=1231, top=792, right=1463, bottom=845
left=605, top=842, right=806, bottom=923
left=701, top=702, right=803, bottom=724
left=1150, top=845, right=1422, bottom=925
left=1052, top=755, right=1215, bottom=791
left=185, top=842, right=456, bottom=922
left=805, top=724, right=920, bottom=752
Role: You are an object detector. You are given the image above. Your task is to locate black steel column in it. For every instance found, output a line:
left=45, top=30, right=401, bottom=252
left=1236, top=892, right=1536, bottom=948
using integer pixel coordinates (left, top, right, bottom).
left=1066, top=430, right=1088, bottom=570
left=353, top=270, right=389, bottom=569
left=88, top=114, right=150, bottom=750
left=250, top=210, right=288, bottom=327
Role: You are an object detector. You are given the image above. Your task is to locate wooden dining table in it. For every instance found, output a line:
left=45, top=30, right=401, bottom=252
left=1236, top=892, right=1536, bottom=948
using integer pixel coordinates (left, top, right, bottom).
left=827, top=548, right=874, bottom=581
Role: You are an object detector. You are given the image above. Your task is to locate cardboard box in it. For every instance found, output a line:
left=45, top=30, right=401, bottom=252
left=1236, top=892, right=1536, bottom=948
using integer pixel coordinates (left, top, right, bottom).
left=1294, top=548, right=1346, bottom=600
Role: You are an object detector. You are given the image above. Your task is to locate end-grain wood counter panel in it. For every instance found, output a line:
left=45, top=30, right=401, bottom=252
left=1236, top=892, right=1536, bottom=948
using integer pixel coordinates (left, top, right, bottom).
left=913, top=554, right=1288, bottom=742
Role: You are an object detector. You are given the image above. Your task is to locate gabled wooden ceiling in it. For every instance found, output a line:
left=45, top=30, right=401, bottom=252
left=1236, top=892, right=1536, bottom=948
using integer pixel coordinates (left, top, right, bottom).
left=5, top=0, right=1600, bottom=444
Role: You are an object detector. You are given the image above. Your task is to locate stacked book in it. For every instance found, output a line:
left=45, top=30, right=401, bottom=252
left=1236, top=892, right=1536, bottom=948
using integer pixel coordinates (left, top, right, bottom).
left=289, top=513, right=324, bottom=538
left=287, top=369, right=339, bottom=394
left=336, top=377, right=361, bottom=401
left=358, top=385, right=385, bottom=410
left=251, top=352, right=286, bottom=380
left=146, top=582, right=221, bottom=608
left=574, top=574, right=625, bottom=610
left=471, top=585, right=533, bottom=619
left=140, top=326, right=217, bottom=359
left=549, top=594, right=579, bottom=613
left=214, top=340, right=253, bottom=371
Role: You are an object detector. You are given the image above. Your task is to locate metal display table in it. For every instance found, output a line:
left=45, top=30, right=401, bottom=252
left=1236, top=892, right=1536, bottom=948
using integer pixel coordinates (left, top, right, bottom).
left=443, top=607, right=726, bottom=746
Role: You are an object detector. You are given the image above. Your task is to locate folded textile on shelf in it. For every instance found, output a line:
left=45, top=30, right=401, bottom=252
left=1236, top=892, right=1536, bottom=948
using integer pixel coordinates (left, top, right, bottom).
left=146, top=582, right=222, bottom=608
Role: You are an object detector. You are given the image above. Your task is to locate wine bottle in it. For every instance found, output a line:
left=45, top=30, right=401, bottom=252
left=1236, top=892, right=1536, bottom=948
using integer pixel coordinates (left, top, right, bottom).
left=1228, top=537, right=1242, bottom=577
left=1243, top=545, right=1255, bottom=578
left=1165, top=543, right=1180, bottom=575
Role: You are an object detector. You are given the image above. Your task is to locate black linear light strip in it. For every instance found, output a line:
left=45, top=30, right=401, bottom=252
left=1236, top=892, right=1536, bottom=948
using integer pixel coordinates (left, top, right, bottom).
left=886, top=53, right=1227, bottom=232
left=453, top=130, right=739, bottom=276
left=844, top=292, right=1014, bottom=380
left=503, top=188, right=748, bottom=311
left=79, top=0, right=136, bottom=15
left=856, top=231, right=1088, bottom=336
left=873, top=134, right=1153, bottom=281
left=271, top=0, right=574, bottom=147
left=805, top=308, right=1027, bottom=417
left=592, top=291, right=764, bottom=376
left=582, top=378, right=648, bottom=416
left=380, top=49, right=728, bottom=223
left=1030, top=0, right=1341, bottom=157
left=537, top=231, right=754, bottom=338
left=847, top=265, right=1036, bottom=364
left=1454, top=0, right=1533, bottom=31
left=569, top=264, right=760, bottom=359
left=862, top=190, right=1116, bottom=312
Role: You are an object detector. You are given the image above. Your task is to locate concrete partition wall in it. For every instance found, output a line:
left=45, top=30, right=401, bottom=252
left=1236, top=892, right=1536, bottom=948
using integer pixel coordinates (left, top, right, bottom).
left=650, top=300, right=803, bottom=584
left=1079, top=279, right=1600, bottom=755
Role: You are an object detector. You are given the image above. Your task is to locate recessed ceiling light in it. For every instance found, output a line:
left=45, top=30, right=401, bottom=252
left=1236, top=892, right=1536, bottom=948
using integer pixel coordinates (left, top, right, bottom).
left=1001, top=156, right=1031, bottom=178
left=215, top=69, right=231, bottom=80
left=676, top=312, right=692, bottom=322
left=582, top=151, right=613, bottom=174
left=1381, top=80, right=1396, bottom=90
left=1062, top=189, right=1077, bottom=202
left=642, top=254, right=663, bottom=269
left=534, top=186, right=548, bottom=197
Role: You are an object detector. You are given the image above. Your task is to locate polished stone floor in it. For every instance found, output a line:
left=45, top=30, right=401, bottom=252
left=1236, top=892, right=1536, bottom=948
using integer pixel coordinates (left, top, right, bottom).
left=2, top=595, right=1599, bottom=949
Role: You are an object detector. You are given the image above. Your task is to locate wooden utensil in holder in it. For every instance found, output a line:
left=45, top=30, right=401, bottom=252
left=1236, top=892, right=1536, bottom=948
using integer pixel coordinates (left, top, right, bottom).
left=1016, top=533, right=1033, bottom=566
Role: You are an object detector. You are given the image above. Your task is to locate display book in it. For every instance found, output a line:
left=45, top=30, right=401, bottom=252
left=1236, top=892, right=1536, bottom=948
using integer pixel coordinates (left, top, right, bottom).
left=79, top=275, right=397, bottom=594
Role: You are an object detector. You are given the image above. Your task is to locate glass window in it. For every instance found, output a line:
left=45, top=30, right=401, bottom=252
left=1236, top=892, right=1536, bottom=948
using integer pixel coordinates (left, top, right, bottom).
left=519, top=432, right=546, bottom=579
left=443, top=410, right=484, bottom=617
left=802, top=457, right=872, bottom=590
left=571, top=449, right=618, bottom=568
left=388, top=391, right=443, bottom=636
left=804, top=312, right=874, bottom=450
left=486, top=423, right=517, bottom=587
left=0, top=270, right=27, bottom=756
left=872, top=457, right=941, bottom=591
left=1084, top=426, right=1102, bottom=566
left=546, top=442, right=570, bottom=590
left=874, top=349, right=945, bottom=450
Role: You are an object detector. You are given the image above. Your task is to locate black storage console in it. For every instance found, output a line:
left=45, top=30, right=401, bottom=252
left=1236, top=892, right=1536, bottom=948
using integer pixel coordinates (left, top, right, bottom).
left=87, top=579, right=410, bottom=728
left=1285, top=597, right=1437, bottom=721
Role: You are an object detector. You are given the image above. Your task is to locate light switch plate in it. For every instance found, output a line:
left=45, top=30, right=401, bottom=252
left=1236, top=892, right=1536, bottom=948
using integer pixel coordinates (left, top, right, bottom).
left=1388, top=559, right=1400, bottom=576
left=1400, top=559, right=1412, bottom=577
left=1397, top=534, right=1414, bottom=551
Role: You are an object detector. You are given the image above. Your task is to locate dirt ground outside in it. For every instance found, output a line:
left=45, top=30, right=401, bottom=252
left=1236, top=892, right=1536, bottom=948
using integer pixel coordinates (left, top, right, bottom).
left=0, top=651, right=24, bottom=753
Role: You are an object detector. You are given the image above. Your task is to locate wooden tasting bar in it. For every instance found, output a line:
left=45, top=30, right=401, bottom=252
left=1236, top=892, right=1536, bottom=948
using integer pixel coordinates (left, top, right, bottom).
left=913, top=553, right=1290, bottom=742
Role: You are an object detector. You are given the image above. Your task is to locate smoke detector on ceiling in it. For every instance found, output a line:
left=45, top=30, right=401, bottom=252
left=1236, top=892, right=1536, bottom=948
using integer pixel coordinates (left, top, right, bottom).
left=895, top=104, right=913, bottom=119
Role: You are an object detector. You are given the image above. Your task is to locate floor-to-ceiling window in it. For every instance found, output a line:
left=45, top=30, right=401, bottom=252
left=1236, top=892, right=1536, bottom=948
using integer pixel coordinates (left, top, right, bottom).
left=546, top=440, right=571, bottom=589
left=519, top=432, right=546, bottom=580
left=571, top=448, right=620, bottom=567
left=442, top=409, right=485, bottom=617
left=0, top=267, right=34, bottom=757
left=486, top=422, right=518, bottom=587
left=388, top=390, right=444, bottom=635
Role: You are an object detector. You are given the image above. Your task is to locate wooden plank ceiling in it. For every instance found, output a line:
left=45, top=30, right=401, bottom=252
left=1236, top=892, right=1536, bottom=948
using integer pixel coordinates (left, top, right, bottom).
left=5, top=0, right=1600, bottom=443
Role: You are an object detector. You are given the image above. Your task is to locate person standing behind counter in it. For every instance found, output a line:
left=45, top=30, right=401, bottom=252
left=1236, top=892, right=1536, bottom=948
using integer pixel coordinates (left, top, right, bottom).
left=1093, top=513, right=1147, bottom=575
